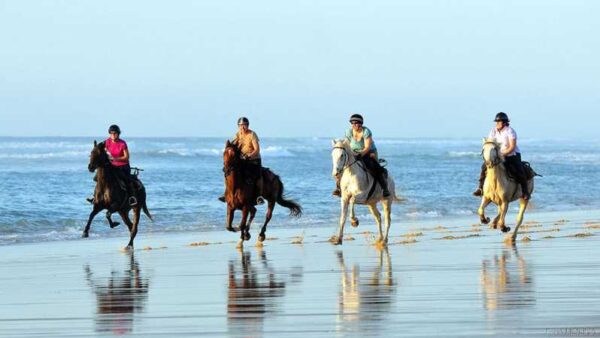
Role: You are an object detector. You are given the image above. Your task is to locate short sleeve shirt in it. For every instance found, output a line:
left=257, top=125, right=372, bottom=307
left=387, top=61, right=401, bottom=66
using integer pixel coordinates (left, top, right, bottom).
left=345, top=126, right=377, bottom=153
left=488, top=126, right=520, bottom=157
left=232, top=130, right=261, bottom=160
left=105, top=138, right=129, bottom=167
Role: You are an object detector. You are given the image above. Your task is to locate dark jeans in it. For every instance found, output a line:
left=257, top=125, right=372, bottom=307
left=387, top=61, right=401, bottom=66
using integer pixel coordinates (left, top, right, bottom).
left=241, top=158, right=262, bottom=182
left=360, top=152, right=389, bottom=192
left=478, top=153, right=528, bottom=191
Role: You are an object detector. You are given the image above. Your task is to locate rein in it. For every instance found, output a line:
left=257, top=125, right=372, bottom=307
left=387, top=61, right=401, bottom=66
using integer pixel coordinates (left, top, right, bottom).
left=333, top=146, right=363, bottom=175
left=483, top=141, right=503, bottom=168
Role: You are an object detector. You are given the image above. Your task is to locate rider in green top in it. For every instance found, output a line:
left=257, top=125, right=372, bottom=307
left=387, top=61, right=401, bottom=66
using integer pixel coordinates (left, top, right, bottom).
left=332, top=113, right=390, bottom=198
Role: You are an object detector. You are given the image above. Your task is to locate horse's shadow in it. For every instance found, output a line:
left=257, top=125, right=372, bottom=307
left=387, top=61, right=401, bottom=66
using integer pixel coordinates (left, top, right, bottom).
left=84, top=253, right=150, bottom=335
left=480, top=247, right=535, bottom=312
left=227, top=249, right=301, bottom=336
left=335, top=248, right=396, bottom=334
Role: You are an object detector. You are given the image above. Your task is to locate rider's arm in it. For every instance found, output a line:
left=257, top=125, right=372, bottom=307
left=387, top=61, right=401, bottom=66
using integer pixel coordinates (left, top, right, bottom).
left=115, top=148, right=130, bottom=162
left=503, top=138, right=516, bottom=156
left=361, top=137, right=373, bottom=157
left=248, top=137, right=260, bottom=158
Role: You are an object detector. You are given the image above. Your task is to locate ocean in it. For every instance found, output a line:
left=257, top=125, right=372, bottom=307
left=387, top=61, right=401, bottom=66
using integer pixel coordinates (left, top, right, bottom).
left=0, top=136, right=598, bottom=245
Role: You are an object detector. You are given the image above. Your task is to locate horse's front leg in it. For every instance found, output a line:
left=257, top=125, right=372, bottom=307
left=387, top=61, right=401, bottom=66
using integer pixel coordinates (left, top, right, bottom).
left=350, top=197, right=359, bottom=228
left=82, top=205, right=102, bottom=238
left=239, top=207, right=250, bottom=242
left=226, top=206, right=237, bottom=232
left=105, top=210, right=120, bottom=228
left=478, top=197, right=492, bottom=224
left=498, top=201, right=511, bottom=233
left=334, top=197, right=350, bottom=245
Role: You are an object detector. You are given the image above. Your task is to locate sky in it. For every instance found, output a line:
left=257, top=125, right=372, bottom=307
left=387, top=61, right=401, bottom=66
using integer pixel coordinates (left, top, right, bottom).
left=0, top=0, right=598, bottom=138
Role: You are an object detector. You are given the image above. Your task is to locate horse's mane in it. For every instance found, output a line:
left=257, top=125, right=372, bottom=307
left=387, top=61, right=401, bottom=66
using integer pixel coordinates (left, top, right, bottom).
left=333, top=139, right=352, bottom=152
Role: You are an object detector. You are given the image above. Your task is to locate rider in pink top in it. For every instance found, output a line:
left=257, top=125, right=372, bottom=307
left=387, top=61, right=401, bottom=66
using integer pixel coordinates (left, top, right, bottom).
left=105, top=137, right=129, bottom=167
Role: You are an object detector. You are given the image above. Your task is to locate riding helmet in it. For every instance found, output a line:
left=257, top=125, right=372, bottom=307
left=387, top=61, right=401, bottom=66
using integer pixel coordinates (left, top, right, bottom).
left=108, top=124, right=121, bottom=134
left=494, top=112, right=510, bottom=123
left=349, top=114, right=363, bottom=124
left=237, top=117, right=249, bottom=125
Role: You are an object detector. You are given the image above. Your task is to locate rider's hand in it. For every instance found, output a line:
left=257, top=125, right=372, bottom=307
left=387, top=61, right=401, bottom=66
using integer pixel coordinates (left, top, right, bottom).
left=240, top=154, right=248, bottom=160
left=106, top=151, right=115, bottom=161
left=355, top=153, right=362, bottom=160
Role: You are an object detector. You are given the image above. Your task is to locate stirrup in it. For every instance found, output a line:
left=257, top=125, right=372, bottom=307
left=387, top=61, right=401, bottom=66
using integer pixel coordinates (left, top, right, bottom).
left=86, top=197, right=94, bottom=204
left=256, top=197, right=265, bottom=205
left=382, top=189, right=391, bottom=198
left=218, top=195, right=226, bottom=203
left=128, top=196, right=138, bottom=206
left=472, top=188, right=483, bottom=197
left=332, top=188, right=341, bottom=197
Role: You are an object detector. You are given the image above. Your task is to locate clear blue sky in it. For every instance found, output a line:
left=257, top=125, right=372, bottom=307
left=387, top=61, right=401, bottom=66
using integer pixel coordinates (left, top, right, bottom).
left=0, top=0, right=598, bottom=138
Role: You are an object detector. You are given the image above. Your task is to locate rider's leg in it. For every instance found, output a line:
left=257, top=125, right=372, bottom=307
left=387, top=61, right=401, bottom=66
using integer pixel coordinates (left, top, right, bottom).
left=506, top=153, right=530, bottom=200
left=365, top=154, right=390, bottom=197
left=473, top=163, right=487, bottom=196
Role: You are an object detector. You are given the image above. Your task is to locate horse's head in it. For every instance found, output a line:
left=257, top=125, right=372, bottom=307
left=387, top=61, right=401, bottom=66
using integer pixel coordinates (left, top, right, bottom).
left=482, top=138, right=503, bottom=168
left=88, top=140, right=109, bottom=172
left=223, top=140, right=240, bottom=177
left=331, top=139, right=350, bottom=177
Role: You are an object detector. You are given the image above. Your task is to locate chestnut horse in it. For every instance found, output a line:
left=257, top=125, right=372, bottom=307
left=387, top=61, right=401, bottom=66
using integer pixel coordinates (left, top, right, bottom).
left=222, top=140, right=302, bottom=247
left=83, top=141, right=152, bottom=250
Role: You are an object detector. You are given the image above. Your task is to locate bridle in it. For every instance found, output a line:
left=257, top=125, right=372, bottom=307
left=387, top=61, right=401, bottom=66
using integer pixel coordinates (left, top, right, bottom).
left=332, top=145, right=361, bottom=176
left=483, top=141, right=503, bottom=168
left=223, top=146, right=239, bottom=178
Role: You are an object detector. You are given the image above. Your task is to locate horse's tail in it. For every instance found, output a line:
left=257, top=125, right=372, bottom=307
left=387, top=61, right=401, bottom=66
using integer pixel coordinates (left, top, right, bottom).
left=142, top=201, right=153, bottom=221
left=275, top=176, right=302, bottom=217
left=393, top=195, right=407, bottom=203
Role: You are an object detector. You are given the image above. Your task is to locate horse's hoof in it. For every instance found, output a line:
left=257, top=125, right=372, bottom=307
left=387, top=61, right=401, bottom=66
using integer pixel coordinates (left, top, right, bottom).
left=481, top=217, right=490, bottom=225
left=501, top=226, right=511, bottom=233
left=244, top=233, right=251, bottom=241
left=120, top=246, right=133, bottom=253
left=110, top=222, right=120, bottom=229
left=329, top=236, right=342, bottom=245
left=351, top=218, right=359, bottom=227
left=82, top=232, right=89, bottom=238
left=258, top=234, right=266, bottom=242
left=226, top=227, right=238, bottom=233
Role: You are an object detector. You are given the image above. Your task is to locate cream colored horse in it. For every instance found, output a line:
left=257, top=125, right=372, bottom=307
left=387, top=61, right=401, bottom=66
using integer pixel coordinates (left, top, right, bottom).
left=478, top=138, right=534, bottom=243
left=331, top=140, right=397, bottom=245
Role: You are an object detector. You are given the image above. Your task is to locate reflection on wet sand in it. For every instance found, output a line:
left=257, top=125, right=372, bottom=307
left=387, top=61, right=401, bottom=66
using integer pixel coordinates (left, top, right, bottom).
left=480, top=247, right=535, bottom=311
left=336, top=248, right=396, bottom=334
left=84, top=253, right=149, bottom=335
left=227, top=249, right=297, bottom=336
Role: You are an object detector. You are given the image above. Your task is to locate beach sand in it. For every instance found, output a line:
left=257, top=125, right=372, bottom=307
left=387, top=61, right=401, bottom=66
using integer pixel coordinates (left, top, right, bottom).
left=2, top=209, right=600, bottom=337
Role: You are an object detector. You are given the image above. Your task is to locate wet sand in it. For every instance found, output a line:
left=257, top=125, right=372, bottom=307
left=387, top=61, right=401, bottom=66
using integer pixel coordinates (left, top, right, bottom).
left=2, top=209, right=600, bottom=337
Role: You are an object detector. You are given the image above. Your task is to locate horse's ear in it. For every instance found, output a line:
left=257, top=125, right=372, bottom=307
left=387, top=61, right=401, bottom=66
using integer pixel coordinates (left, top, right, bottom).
left=331, top=139, right=336, bottom=147
left=94, top=140, right=97, bottom=147
left=482, top=138, right=487, bottom=144
left=226, top=140, right=231, bottom=147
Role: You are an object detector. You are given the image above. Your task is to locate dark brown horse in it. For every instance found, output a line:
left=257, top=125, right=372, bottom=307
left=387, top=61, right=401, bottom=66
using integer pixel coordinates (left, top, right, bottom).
left=83, top=140, right=152, bottom=249
left=223, top=140, right=301, bottom=246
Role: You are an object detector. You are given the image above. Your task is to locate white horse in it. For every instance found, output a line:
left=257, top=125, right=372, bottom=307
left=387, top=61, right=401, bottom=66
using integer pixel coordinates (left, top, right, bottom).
left=478, top=138, right=534, bottom=243
left=331, top=140, right=398, bottom=245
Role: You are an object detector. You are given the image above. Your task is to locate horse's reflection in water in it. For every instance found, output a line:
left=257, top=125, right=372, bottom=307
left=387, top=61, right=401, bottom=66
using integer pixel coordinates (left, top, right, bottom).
left=481, top=247, right=535, bottom=312
left=84, top=253, right=149, bottom=335
left=336, top=249, right=396, bottom=334
left=227, top=249, right=299, bottom=336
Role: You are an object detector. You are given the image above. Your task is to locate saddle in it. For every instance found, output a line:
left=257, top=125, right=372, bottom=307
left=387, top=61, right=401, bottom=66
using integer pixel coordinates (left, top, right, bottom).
left=505, top=161, right=540, bottom=181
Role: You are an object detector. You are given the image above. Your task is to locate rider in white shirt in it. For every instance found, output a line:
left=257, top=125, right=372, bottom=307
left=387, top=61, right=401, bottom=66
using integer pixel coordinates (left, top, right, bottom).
left=473, top=112, right=530, bottom=200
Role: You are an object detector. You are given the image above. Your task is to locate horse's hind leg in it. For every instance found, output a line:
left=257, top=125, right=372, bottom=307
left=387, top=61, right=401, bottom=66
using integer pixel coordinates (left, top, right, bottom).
left=83, top=205, right=102, bottom=238
left=118, top=210, right=133, bottom=231
left=491, top=205, right=502, bottom=229
left=239, top=207, right=251, bottom=243
left=367, top=204, right=383, bottom=242
left=511, top=199, right=529, bottom=242
left=381, top=199, right=392, bottom=244
left=126, top=207, right=140, bottom=250
left=498, top=201, right=511, bottom=233
left=258, top=201, right=275, bottom=242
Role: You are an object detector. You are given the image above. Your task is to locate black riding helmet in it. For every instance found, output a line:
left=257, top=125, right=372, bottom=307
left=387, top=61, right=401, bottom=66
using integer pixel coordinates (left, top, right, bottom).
left=494, top=112, right=510, bottom=123
left=237, top=117, right=249, bottom=125
left=349, top=114, right=363, bottom=124
left=108, top=124, right=121, bottom=134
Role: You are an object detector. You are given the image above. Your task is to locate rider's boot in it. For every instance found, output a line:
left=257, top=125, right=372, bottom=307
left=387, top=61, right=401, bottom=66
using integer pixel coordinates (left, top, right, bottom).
left=520, top=181, right=530, bottom=200
left=473, top=165, right=486, bottom=197
left=332, top=175, right=341, bottom=197
left=127, top=182, right=138, bottom=206
left=256, top=176, right=265, bottom=205
left=376, top=172, right=391, bottom=198
left=218, top=194, right=226, bottom=203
